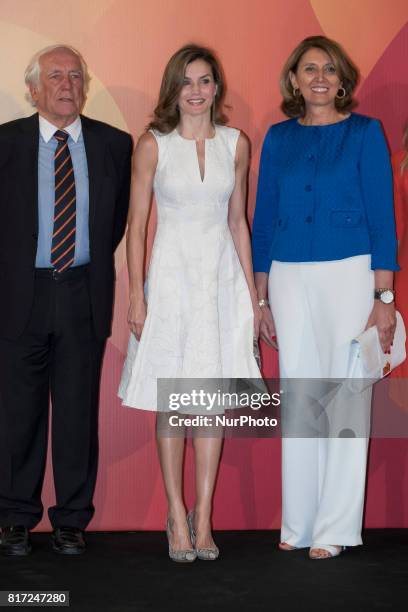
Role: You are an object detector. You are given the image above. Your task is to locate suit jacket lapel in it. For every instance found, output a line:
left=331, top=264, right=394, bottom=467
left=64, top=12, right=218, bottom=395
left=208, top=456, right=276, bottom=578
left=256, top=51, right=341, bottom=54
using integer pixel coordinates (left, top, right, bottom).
left=18, top=114, right=39, bottom=232
left=81, top=115, right=105, bottom=238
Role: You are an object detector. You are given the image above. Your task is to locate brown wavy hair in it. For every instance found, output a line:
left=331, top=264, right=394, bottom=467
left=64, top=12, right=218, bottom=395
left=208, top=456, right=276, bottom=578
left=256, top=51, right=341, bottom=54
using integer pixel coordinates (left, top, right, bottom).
left=148, top=44, right=228, bottom=133
left=280, top=35, right=359, bottom=118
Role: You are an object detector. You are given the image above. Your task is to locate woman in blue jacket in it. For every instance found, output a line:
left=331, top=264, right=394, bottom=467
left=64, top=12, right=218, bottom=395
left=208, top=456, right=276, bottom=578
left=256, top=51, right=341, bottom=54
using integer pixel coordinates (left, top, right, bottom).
left=252, top=36, right=398, bottom=559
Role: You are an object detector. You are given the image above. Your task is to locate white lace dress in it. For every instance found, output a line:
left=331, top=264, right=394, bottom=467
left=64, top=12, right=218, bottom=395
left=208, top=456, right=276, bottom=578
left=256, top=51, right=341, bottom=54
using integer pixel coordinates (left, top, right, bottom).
left=119, top=125, right=261, bottom=410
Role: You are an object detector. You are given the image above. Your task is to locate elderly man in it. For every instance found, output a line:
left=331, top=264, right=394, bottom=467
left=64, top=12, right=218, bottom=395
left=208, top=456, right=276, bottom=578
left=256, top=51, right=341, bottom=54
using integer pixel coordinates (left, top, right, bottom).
left=0, top=45, right=132, bottom=555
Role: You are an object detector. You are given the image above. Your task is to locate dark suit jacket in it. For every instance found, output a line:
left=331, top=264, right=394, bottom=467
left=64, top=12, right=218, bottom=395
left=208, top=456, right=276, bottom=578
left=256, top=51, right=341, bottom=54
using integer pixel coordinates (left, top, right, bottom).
left=0, top=113, right=132, bottom=339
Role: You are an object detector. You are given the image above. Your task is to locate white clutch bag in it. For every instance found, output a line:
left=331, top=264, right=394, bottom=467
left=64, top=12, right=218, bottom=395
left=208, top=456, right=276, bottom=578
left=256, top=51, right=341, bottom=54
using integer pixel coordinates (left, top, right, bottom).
left=347, top=311, right=406, bottom=392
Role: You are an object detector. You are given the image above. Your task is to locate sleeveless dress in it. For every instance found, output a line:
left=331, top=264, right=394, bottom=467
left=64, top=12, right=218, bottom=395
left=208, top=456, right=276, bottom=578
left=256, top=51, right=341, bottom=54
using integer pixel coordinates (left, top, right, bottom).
left=118, top=125, right=261, bottom=411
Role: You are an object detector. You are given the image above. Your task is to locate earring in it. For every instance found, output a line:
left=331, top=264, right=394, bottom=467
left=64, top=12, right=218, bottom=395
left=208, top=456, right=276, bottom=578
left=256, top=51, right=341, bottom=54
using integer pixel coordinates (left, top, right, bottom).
left=336, top=86, right=346, bottom=99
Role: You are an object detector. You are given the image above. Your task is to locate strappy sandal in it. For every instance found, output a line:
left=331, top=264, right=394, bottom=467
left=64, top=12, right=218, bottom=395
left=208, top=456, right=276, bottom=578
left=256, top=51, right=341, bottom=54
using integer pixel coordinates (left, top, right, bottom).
left=309, top=544, right=345, bottom=559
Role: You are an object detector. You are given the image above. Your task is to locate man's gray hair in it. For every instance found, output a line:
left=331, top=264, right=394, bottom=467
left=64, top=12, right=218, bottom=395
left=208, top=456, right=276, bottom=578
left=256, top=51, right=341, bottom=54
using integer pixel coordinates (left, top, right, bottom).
left=25, top=44, right=91, bottom=106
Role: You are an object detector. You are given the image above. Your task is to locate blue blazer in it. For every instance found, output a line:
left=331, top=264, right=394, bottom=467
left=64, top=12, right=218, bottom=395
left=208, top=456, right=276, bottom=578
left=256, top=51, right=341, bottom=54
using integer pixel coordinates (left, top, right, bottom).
left=252, top=113, right=399, bottom=272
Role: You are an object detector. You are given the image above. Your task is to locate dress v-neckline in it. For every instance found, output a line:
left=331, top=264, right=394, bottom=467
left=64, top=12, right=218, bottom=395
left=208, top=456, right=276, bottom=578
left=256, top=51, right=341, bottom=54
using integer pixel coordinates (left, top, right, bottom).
left=175, top=126, right=218, bottom=184
left=195, top=139, right=206, bottom=183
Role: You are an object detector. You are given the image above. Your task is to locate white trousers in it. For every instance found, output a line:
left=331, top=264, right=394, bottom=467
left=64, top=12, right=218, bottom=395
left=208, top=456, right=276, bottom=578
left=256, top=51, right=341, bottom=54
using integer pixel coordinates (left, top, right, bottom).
left=269, top=255, right=374, bottom=548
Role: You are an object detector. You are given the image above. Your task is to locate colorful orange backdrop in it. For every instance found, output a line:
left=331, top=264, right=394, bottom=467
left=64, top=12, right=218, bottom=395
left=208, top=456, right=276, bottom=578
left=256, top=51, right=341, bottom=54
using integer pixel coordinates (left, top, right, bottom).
left=1, top=0, right=408, bottom=530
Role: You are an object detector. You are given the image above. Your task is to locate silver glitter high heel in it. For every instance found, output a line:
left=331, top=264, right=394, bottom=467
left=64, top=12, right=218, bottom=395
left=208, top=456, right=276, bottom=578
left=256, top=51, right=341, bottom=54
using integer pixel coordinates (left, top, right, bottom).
left=187, top=510, right=219, bottom=561
left=166, top=517, right=196, bottom=563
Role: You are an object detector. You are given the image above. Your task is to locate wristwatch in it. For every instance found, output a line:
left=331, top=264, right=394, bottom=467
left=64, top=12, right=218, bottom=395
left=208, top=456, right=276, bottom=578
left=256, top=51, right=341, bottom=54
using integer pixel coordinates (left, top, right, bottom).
left=374, top=288, right=395, bottom=304
left=258, top=298, right=270, bottom=308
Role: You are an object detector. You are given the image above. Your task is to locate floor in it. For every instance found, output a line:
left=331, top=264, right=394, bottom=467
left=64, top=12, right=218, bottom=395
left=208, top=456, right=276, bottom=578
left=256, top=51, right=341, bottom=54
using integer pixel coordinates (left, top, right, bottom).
left=1, top=530, right=407, bottom=611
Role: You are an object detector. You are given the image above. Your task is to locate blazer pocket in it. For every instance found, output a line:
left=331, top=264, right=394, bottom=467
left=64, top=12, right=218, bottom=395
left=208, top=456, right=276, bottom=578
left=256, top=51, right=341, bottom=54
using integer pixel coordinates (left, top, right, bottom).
left=330, top=210, right=361, bottom=228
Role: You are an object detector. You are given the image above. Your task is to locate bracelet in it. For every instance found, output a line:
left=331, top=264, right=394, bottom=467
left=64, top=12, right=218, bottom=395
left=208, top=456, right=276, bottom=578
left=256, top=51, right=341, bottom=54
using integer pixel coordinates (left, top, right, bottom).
left=258, top=298, right=269, bottom=308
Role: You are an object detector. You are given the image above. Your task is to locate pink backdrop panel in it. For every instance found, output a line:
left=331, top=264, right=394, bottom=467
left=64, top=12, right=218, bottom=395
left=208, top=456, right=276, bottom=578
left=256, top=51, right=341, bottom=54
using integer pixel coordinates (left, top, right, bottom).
left=0, top=0, right=407, bottom=530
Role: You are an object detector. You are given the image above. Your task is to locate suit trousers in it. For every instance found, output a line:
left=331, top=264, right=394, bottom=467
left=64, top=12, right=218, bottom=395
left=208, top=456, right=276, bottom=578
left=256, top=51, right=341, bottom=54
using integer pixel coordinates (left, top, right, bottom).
left=0, top=266, right=105, bottom=529
left=269, top=255, right=374, bottom=548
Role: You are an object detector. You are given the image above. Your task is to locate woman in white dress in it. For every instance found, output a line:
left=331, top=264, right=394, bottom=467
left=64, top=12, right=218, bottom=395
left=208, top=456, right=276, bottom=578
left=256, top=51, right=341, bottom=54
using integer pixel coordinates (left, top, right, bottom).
left=119, top=45, right=261, bottom=561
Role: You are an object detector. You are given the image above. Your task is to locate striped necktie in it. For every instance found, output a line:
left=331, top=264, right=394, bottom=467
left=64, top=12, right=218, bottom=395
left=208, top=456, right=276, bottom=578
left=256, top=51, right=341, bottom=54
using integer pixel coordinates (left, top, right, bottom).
left=51, top=130, right=76, bottom=273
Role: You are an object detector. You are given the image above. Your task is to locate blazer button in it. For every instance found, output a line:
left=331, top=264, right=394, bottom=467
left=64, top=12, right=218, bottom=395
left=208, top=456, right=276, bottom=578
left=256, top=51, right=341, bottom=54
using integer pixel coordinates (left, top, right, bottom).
left=346, top=217, right=352, bottom=222
left=305, top=216, right=312, bottom=223
left=308, top=154, right=315, bottom=161
left=305, top=185, right=312, bottom=192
